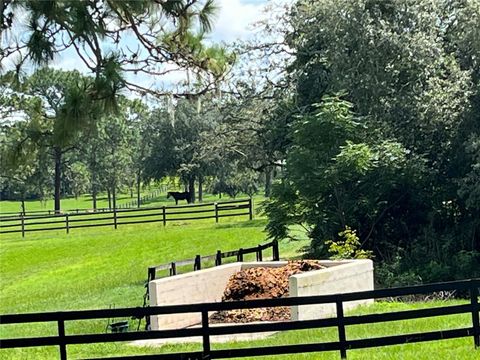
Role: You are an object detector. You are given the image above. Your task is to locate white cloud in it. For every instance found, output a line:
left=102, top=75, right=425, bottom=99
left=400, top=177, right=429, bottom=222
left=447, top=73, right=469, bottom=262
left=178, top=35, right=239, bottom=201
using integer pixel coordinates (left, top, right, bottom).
left=208, top=0, right=267, bottom=43
left=51, top=52, right=90, bottom=74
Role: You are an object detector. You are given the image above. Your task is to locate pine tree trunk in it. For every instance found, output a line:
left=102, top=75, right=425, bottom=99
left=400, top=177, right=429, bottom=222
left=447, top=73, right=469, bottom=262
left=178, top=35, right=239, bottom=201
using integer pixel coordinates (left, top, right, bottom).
left=112, top=185, right=116, bottom=210
left=107, top=188, right=111, bottom=210
left=91, top=152, right=98, bottom=210
left=92, top=188, right=97, bottom=210
left=21, top=197, right=26, bottom=216
left=198, top=175, right=203, bottom=202
left=92, top=171, right=97, bottom=211
left=137, top=171, right=141, bottom=208
left=265, top=167, right=272, bottom=197
left=188, top=176, right=195, bottom=203
left=54, top=146, right=62, bottom=214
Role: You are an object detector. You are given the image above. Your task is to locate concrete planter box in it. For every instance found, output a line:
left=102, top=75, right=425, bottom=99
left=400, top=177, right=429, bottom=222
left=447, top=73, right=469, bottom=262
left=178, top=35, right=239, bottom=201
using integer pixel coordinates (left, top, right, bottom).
left=149, top=259, right=374, bottom=330
left=289, top=259, right=374, bottom=321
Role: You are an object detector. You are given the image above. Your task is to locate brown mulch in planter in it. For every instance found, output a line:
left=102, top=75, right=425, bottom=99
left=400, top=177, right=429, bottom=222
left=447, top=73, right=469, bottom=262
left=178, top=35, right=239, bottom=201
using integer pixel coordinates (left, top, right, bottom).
left=210, top=260, right=325, bottom=323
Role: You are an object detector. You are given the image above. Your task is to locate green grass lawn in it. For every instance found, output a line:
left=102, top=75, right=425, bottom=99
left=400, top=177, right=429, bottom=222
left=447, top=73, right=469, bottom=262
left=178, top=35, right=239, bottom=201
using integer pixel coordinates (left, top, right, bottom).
left=0, top=189, right=162, bottom=214
left=0, top=188, right=263, bottom=215
left=0, top=195, right=262, bottom=236
left=0, top=218, right=477, bottom=359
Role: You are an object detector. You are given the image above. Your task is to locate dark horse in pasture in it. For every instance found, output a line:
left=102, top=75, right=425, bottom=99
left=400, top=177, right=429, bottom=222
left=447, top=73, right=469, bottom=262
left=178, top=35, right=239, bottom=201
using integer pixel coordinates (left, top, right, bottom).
left=167, top=191, right=191, bottom=205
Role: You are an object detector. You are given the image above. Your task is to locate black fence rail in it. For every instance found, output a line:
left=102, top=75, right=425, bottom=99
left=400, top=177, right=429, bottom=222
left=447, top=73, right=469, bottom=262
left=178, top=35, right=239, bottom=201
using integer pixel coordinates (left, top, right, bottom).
left=143, top=240, right=280, bottom=331
left=147, top=240, right=280, bottom=281
left=1, top=279, right=478, bottom=359
left=0, top=199, right=253, bottom=237
left=0, top=207, right=113, bottom=218
left=0, top=186, right=168, bottom=218
left=0, top=185, right=167, bottom=220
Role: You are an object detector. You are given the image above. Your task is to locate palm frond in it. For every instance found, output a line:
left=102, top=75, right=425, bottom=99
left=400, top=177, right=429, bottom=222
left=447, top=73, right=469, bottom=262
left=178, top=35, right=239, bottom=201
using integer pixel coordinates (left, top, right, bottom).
left=198, top=0, right=219, bottom=33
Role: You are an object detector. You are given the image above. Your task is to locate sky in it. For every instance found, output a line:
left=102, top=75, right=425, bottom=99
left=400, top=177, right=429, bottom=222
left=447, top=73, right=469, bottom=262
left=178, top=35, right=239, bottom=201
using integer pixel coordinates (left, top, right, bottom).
left=44, top=0, right=272, bottom=92
left=50, top=0, right=270, bottom=72
left=207, top=0, right=268, bottom=42
left=0, top=0, right=281, bottom=121
left=1, top=0, right=278, bottom=98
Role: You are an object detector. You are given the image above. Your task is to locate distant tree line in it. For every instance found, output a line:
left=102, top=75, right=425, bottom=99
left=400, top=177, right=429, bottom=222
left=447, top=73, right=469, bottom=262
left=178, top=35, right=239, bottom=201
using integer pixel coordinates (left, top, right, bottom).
left=0, top=76, right=271, bottom=210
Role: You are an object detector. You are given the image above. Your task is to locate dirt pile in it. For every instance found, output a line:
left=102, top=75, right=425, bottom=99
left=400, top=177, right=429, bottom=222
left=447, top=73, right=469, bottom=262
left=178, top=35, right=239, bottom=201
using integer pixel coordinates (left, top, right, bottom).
left=210, top=260, right=325, bottom=323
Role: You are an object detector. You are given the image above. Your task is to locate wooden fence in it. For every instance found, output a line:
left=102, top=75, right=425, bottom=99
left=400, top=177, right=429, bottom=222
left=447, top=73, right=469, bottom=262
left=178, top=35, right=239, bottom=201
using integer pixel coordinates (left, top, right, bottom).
left=0, top=187, right=167, bottom=218
left=0, top=199, right=253, bottom=237
left=147, top=240, right=280, bottom=281
left=143, top=240, right=280, bottom=330
left=0, top=279, right=478, bottom=359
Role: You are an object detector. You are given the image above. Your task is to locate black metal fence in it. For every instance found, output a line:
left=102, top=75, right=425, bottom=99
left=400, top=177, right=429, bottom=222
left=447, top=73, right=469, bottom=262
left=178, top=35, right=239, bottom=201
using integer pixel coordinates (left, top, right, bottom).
left=1, top=279, right=478, bottom=359
left=0, top=199, right=253, bottom=237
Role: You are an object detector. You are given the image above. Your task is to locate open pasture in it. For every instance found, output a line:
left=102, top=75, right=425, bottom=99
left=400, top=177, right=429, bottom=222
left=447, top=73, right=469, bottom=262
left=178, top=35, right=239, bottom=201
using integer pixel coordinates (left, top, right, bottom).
left=0, top=187, right=235, bottom=216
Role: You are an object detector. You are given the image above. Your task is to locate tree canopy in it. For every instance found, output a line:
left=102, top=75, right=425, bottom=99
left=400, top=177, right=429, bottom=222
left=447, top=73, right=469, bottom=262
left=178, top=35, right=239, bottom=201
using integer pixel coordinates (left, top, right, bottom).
left=1, top=0, right=232, bottom=98
left=1, top=0, right=479, bottom=285
left=263, top=0, right=480, bottom=284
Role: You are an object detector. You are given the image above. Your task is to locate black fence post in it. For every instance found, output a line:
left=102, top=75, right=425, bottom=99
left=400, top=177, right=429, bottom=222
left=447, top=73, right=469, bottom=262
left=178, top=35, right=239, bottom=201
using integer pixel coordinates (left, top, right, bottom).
left=57, top=320, right=67, bottom=360
left=237, top=248, right=244, bottom=262
left=162, top=206, right=166, bottom=226
left=272, top=240, right=280, bottom=261
left=248, top=198, right=253, bottom=220
left=336, top=299, right=347, bottom=359
left=21, top=215, right=25, bottom=238
left=201, top=309, right=211, bottom=359
left=256, top=244, right=263, bottom=261
left=65, top=214, right=69, bottom=234
left=214, top=202, right=219, bottom=223
left=194, top=255, right=201, bottom=271
left=471, top=282, right=480, bottom=348
left=215, top=250, right=222, bottom=266
left=148, top=267, right=156, bottom=281
left=169, top=262, right=176, bottom=276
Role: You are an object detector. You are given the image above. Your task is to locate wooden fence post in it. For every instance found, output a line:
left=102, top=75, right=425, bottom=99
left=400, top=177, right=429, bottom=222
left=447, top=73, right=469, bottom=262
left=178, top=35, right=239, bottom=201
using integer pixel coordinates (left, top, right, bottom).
left=57, top=320, right=67, bottom=360
left=248, top=198, right=253, bottom=220
left=215, top=250, right=222, bottom=266
left=471, top=283, right=480, bottom=348
left=65, top=214, right=69, bottom=234
left=148, top=267, right=156, bottom=281
left=256, top=244, right=263, bottom=261
left=214, top=202, right=219, bottom=223
left=169, top=262, right=176, bottom=276
left=272, top=240, right=280, bottom=261
left=237, top=248, right=244, bottom=262
left=194, top=255, right=201, bottom=271
left=201, top=309, right=211, bottom=359
left=162, top=206, right=166, bottom=226
left=21, top=214, right=25, bottom=238
left=336, top=300, right=347, bottom=359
